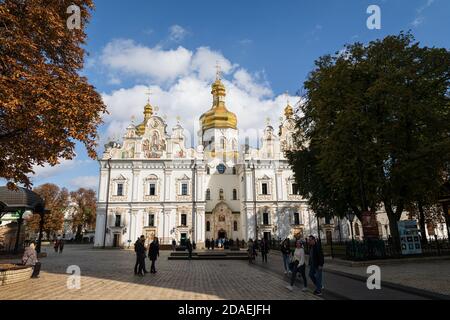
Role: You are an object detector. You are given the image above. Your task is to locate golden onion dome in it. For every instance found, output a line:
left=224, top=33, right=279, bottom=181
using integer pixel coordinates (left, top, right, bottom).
left=200, top=78, right=237, bottom=131
left=136, top=102, right=153, bottom=136
left=284, top=103, right=294, bottom=119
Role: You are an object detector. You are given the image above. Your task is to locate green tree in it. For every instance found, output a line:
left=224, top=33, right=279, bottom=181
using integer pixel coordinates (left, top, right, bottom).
left=288, top=32, right=450, bottom=248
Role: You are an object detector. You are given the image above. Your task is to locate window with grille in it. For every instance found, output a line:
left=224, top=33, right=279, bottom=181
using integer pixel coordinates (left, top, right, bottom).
left=206, top=189, right=211, bottom=200
left=292, top=183, right=300, bottom=195
left=234, top=221, right=238, bottom=231
left=232, top=189, right=237, bottom=200
left=206, top=221, right=210, bottom=232
left=181, top=183, right=188, bottom=196
left=181, top=214, right=187, bottom=226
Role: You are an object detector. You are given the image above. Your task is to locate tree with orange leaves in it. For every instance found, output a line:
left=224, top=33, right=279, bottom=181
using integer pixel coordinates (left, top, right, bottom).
left=0, top=0, right=107, bottom=188
left=26, top=183, right=69, bottom=239
left=70, top=188, right=96, bottom=241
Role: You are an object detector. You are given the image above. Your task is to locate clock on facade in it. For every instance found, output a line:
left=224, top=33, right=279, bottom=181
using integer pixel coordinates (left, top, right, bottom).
left=216, top=163, right=226, bottom=174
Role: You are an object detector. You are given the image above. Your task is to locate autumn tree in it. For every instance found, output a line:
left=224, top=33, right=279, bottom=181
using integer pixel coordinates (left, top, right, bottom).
left=0, top=0, right=106, bottom=188
left=70, top=188, right=96, bottom=241
left=26, top=183, right=69, bottom=238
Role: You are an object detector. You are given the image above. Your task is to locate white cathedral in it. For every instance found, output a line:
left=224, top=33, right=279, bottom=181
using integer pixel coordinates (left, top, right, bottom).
left=94, top=73, right=436, bottom=248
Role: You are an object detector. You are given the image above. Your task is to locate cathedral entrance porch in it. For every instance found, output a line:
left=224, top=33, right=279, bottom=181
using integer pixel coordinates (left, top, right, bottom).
left=218, top=229, right=227, bottom=240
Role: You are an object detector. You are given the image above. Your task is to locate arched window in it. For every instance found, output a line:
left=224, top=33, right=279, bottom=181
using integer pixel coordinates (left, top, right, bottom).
left=206, top=221, right=210, bottom=232
left=221, top=137, right=226, bottom=150
left=232, top=189, right=237, bottom=200
left=234, top=221, right=238, bottom=231
left=206, top=189, right=211, bottom=200
left=263, top=212, right=269, bottom=225
left=219, top=188, right=224, bottom=200
left=294, top=212, right=300, bottom=225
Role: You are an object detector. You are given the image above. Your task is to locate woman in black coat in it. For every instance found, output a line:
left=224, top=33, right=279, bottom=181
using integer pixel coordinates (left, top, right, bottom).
left=148, top=237, right=160, bottom=274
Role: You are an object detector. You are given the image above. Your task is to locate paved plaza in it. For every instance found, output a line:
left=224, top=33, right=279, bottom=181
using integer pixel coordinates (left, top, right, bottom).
left=0, top=245, right=320, bottom=300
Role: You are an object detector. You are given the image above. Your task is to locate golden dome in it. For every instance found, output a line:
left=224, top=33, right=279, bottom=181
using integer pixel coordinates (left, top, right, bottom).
left=136, top=102, right=153, bottom=136
left=200, top=78, right=237, bottom=131
left=284, top=103, right=294, bottom=119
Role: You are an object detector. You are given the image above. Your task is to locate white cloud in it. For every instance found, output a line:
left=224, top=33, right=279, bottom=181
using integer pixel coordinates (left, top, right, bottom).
left=99, top=41, right=298, bottom=148
left=31, top=158, right=84, bottom=180
left=411, top=17, right=424, bottom=27
left=411, top=0, right=435, bottom=27
left=169, top=25, right=189, bottom=42
left=69, top=176, right=99, bottom=190
left=100, top=39, right=192, bottom=83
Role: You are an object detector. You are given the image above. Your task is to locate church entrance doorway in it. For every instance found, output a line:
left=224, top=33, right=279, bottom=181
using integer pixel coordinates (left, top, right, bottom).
left=180, top=233, right=187, bottom=246
left=113, top=233, right=121, bottom=248
left=218, top=229, right=226, bottom=240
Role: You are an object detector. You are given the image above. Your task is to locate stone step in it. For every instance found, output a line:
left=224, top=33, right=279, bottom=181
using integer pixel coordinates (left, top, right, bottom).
left=168, top=255, right=249, bottom=260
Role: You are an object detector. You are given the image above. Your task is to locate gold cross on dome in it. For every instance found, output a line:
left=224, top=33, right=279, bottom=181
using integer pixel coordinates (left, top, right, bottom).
left=154, top=106, right=159, bottom=114
left=131, top=115, right=136, bottom=124
left=215, top=61, right=222, bottom=80
left=266, top=117, right=271, bottom=125
left=284, top=90, right=290, bottom=105
left=176, top=115, right=181, bottom=123
left=145, top=87, right=152, bottom=103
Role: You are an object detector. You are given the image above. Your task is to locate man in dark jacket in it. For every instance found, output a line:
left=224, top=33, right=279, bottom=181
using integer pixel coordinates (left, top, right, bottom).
left=260, top=238, right=269, bottom=263
left=186, top=239, right=193, bottom=260
left=135, top=235, right=147, bottom=276
left=308, top=235, right=324, bottom=296
left=148, top=237, right=160, bottom=273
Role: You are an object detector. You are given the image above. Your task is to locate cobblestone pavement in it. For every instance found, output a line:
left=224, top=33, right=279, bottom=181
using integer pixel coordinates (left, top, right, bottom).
left=0, top=245, right=320, bottom=300
left=324, top=258, right=450, bottom=296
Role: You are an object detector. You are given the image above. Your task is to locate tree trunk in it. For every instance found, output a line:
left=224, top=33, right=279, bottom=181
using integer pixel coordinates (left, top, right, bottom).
left=417, top=201, right=428, bottom=244
left=384, top=201, right=401, bottom=254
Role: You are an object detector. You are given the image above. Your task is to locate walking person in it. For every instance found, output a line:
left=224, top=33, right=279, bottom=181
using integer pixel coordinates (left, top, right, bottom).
left=22, top=242, right=41, bottom=278
left=260, top=238, right=269, bottom=263
left=281, top=238, right=291, bottom=274
left=172, top=239, right=176, bottom=252
left=59, top=238, right=65, bottom=254
left=135, top=235, right=147, bottom=276
left=211, top=238, right=215, bottom=250
left=53, top=237, right=59, bottom=253
left=286, top=240, right=308, bottom=292
left=186, top=239, right=193, bottom=260
left=247, top=238, right=255, bottom=263
left=308, top=235, right=324, bottom=296
left=148, top=237, right=160, bottom=274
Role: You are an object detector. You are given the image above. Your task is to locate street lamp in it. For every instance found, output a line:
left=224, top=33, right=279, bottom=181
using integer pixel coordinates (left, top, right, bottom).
left=102, top=157, right=112, bottom=249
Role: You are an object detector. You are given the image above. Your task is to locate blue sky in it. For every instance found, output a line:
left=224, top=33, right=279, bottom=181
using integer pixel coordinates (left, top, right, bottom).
left=25, top=0, right=450, bottom=192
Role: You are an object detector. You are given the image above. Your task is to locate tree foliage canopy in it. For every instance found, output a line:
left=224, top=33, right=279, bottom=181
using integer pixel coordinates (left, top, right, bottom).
left=26, top=183, right=69, bottom=236
left=0, top=0, right=107, bottom=187
left=287, top=33, right=450, bottom=239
